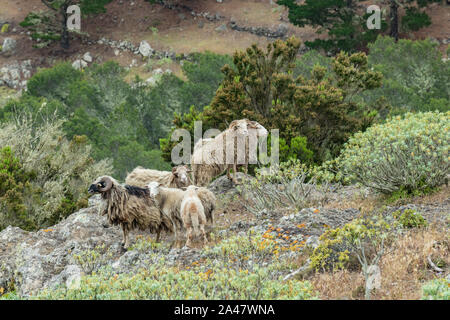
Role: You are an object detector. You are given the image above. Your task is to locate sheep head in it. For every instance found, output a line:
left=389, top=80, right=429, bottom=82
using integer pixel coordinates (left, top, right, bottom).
left=247, top=120, right=268, bottom=138
left=147, top=181, right=162, bottom=199
left=229, top=119, right=249, bottom=136
left=88, top=176, right=114, bottom=194
left=172, top=165, right=192, bottom=186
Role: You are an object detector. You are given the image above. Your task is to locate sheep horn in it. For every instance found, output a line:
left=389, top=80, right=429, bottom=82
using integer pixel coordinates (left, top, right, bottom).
left=99, top=176, right=113, bottom=192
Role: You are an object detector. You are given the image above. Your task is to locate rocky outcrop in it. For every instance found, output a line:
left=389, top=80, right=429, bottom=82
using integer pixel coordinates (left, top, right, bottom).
left=0, top=60, right=33, bottom=89
left=0, top=206, right=124, bottom=297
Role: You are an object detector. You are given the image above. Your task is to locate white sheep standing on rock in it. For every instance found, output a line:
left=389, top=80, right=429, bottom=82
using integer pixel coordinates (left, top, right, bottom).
left=125, top=165, right=192, bottom=188
left=191, top=119, right=268, bottom=186
left=180, top=185, right=209, bottom=247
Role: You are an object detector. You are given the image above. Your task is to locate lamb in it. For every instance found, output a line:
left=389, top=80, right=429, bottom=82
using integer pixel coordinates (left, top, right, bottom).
left=147, top=182, right=216, bottom=241
left=180, top=186, right=208, bottom=247
left=88, top=176, right=174, bottom=249
left=191, top=119, right=268, bottom=186
left=125, top=165, right=192, bottom=189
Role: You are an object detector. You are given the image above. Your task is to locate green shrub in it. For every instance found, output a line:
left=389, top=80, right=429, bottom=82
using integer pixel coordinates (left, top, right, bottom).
left=421, top=279, right=450, bottom=300
left=0, top=147, right=36, bottom=230
left=364, top=37, right=449, bottom=115
left=402, top=7, right=432, bottom=32
left=0, top=116, right=113, bottom=231
left=392, top=209, right=428, bottom=229
left=238, top=160, right=331, bottom=214
left=310, top=215, right=392, bottom=272
left=337, top=111, right=449, bottom=194
left=35, top=257, right=317, bottom=300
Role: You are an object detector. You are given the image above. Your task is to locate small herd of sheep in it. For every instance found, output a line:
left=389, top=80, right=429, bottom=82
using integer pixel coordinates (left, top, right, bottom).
left=88, top=119, right=268, bottom=249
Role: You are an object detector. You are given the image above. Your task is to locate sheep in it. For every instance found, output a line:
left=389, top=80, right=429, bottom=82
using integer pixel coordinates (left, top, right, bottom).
left=88, top=175, right=174, bottom=249
left=147, top=182, right=216, bottom=242
left=125, top=165, right=192, bottom=189
left=180, top=185, right=208, bottom=247
left=191, top=119, right=268, bottom=186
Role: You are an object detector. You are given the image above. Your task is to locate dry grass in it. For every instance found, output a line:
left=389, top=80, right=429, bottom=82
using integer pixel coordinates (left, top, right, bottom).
left=374, top=226, right=449, bottom=300
left=311, top=270, right=365, bottom=300
left=309, top=225, right=449, bottom=300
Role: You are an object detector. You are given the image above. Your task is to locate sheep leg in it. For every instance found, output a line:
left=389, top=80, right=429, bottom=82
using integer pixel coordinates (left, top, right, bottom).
left=226, top=166, right=232, bottom=180
left=185, top=227, right=194, bottom=248
left=232, top=162, right=238, bottom=184
left=121, top=225, right=130, bottom=250
left=200, top=225, right=208, bottom=246
left=156, top=231, right=161, bottom=243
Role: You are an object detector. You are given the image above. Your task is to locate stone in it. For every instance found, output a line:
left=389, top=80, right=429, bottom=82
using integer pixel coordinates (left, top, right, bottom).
left=2, top=38, right=17, bottom=54
left=72, top=59, right=87, bottom=70
left=139, top=40, right=153, bottom=57
left=215, top=23, right=228, bottom=33
left=82, top=52, right=93, bottom=63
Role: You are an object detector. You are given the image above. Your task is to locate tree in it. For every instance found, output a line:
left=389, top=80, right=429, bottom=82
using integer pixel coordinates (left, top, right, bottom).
left=277, top=0, right=385, bottom=53
left=161, top=37, right=383, bottom=163
left=20, top=0, right=112, bottom=49
left=388, top=0, right=439, bottom=40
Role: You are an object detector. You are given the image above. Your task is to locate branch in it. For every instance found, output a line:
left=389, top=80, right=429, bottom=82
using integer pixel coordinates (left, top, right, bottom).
left=42, top=0, right=57, bottom=11
left=427, top=255, right=444, bottom=273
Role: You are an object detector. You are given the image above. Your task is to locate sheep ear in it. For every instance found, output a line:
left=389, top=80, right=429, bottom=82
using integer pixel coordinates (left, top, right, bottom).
left=180, top=187, right=187, bottom=191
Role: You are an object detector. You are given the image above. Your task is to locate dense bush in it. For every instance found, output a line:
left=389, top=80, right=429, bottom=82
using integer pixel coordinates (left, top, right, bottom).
left=0, top=146, right=36, bottom=230
left=337, top=111, right=449, bottom=194
left=363, top=37, right=450, bottom=115
left=392, top=209, right=428, bottom=229
left=1, top=62, right=171, bottom=178
left=310, top=215, right=392, bottom=272
left=35, top=262, right=316, bottom=300
left=402, top=7, right=432, bottom=32
left=0, top=116, right=112, bottom=231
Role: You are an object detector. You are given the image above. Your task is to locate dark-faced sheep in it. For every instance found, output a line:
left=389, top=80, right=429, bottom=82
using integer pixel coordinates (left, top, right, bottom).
left=180, top=185, right=208, bottom=247
left=125, top=165, right=192, bottom=189
left=191, top=119, right=268, bottom=186
left=88, top=176, right=173, bottom=249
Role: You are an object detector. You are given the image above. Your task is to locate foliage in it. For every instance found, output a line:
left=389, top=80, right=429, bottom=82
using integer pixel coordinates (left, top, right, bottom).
left=402, top=6, right=432, bottom=31
left=310, top=214, right=393, bottom=299
left=363, top=36, right=450, bottom=115
left=0, top=147, right=36, bottom=230
left=0, top=116, right=112, bottom=231
left=277, top=0, right=386, bottom=53
left=421, top=279, right=450, bottom=300
left=179, top=51, right=233, bottom=112
left=292, top=50, right=332, bottom=80
left=20, top=0, right=113, bottom=48
left=162, top=39, right=383, bottom=164
left=36, top=234, right=317, bottom=300
left=392, top=209, right=428, bottom=229
left=337, top=111, right=449, bottom=194
left=1, top=62, right=171, bottom=179
left=238, top=160, right=331, bottom=214
left=72, top=244, right=115, bottom=275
